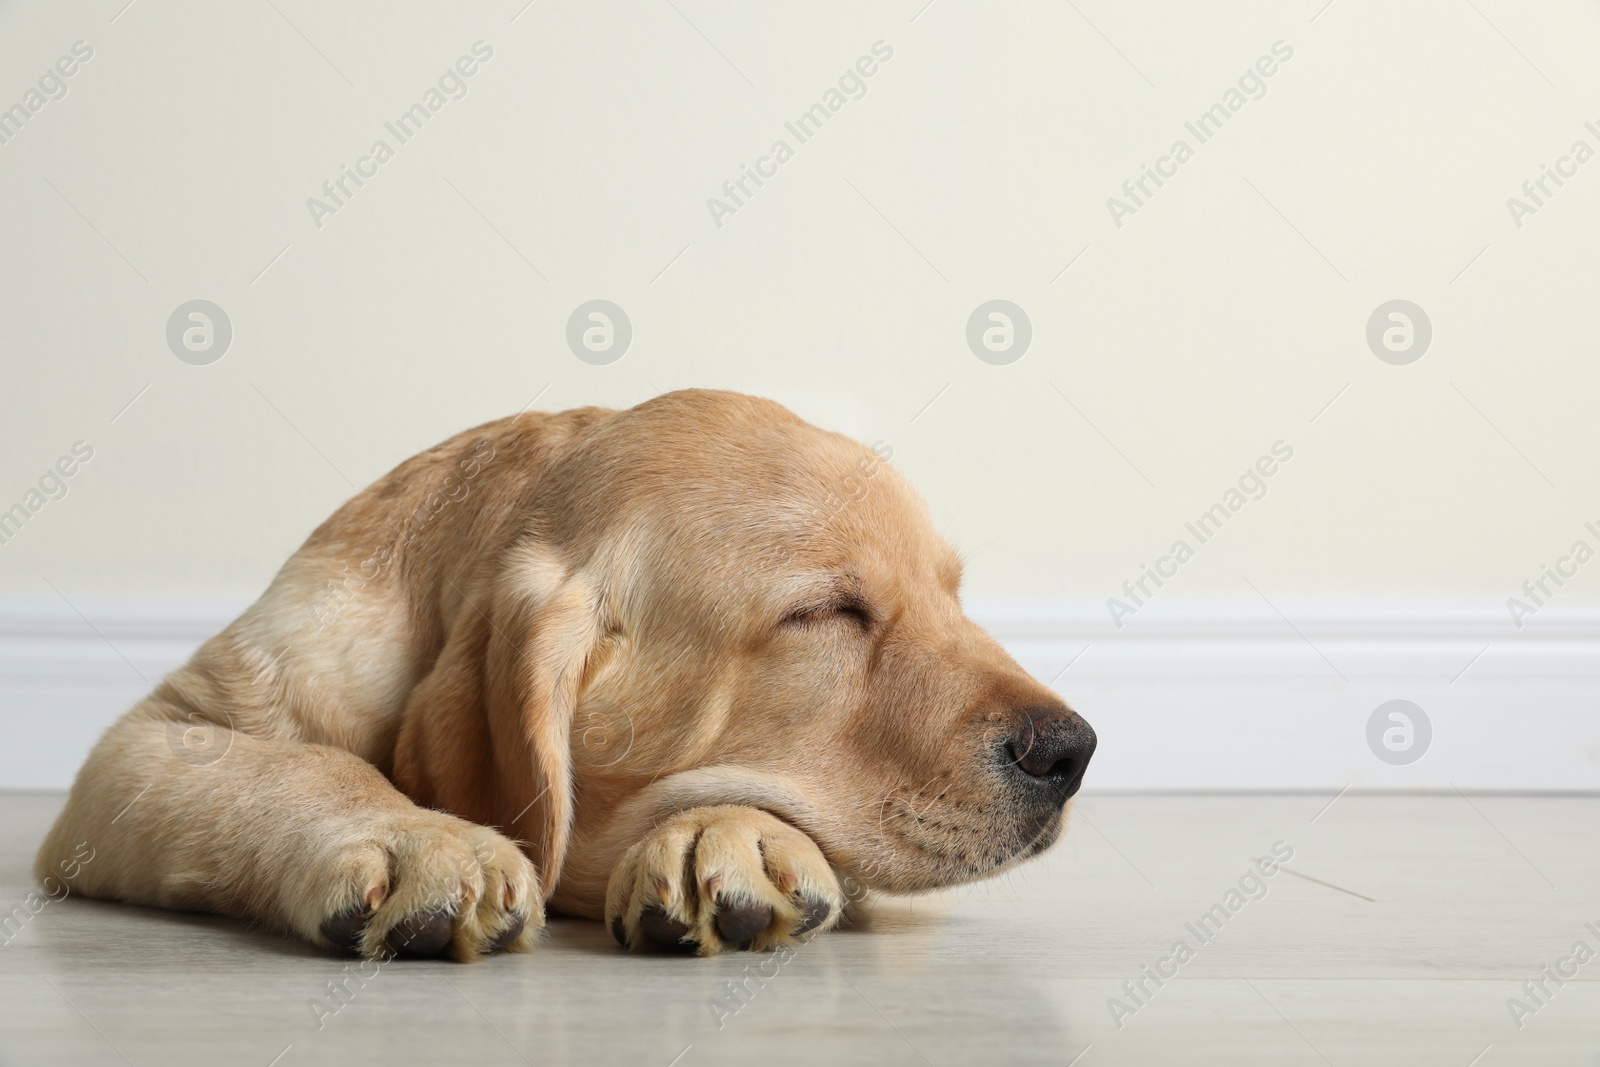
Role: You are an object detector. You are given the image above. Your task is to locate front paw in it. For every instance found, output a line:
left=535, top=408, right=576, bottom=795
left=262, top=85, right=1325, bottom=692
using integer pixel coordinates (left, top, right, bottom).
left=604, top=806, right=843, bottom=955
left=303, top=814, right=541, bottom=962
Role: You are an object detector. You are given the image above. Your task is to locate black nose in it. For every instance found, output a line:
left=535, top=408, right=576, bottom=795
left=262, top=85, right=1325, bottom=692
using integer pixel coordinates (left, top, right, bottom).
left=1003, top=706, right=1096, bottom=798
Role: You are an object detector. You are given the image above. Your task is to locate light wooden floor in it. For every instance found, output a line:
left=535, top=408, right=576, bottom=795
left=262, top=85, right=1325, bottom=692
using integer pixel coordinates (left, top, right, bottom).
left=1, top=792, right=1595, bottom=1066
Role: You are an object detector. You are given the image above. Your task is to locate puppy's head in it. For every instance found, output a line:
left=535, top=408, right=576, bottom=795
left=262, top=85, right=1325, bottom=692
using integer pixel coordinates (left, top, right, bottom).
left=529, top=389, right=1094, bottom=893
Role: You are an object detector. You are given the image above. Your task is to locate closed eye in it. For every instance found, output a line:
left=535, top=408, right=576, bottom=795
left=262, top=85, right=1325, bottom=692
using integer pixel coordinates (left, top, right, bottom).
left=782, top=599, right=872, bottom=630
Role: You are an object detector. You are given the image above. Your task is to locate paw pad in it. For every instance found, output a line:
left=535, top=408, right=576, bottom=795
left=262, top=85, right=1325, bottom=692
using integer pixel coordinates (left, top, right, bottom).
left=488, top=915, right=526, bottom=953
left=385, top=909, right=454, bottom=958
left=713, top=897, right=772, bottom=947
left=794, top=895, right=833, bottom=935
left=639, top=905, right=694, bottom=951
left=320, top=904, right=373, bottom=953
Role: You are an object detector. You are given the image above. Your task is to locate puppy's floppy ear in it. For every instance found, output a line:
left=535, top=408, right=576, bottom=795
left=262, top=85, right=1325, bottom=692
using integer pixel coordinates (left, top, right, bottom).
left=484, top=545, right=604, bottom=896
left=393, top=543, right=603, bottom=898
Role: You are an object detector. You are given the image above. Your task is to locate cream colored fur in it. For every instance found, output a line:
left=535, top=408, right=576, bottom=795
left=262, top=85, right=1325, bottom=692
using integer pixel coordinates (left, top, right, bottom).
left=37, top=390, right=1074, bottom=960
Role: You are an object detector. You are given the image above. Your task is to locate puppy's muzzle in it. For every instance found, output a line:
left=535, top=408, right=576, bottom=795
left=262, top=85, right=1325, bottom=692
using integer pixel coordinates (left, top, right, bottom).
left=1002, top=705, right=1096, bottom=802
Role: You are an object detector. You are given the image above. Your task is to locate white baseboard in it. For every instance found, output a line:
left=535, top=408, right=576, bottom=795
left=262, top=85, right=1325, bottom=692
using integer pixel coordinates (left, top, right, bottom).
left=3, top=596, right=1596, bottom=791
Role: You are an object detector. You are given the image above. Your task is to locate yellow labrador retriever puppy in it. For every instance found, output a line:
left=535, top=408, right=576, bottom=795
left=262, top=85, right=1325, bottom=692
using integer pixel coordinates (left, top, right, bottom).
left=37, top=390, right=1094, bottom=960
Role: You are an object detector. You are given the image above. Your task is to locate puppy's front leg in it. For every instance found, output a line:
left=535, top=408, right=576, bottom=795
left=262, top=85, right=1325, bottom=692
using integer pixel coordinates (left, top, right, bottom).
left=605, top=806, right=845, bottom=954
left=36, top=700, right=540, bottom=961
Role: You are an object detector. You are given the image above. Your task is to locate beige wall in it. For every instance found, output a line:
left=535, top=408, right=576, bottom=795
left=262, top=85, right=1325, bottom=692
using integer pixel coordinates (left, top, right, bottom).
left=3, top=0, right=1599, bottom=609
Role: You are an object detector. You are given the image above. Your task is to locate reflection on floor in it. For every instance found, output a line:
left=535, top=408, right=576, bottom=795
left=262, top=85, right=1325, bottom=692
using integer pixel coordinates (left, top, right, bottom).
left=1, top=792, right=1595, bottom=1066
